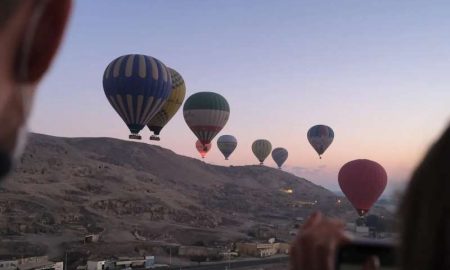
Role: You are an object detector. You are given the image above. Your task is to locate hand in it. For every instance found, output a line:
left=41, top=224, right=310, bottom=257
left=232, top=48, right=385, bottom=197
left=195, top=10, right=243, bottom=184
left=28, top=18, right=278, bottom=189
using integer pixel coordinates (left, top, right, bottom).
left=290, top=212, right=351, bottom=270
left=363, top=256, right=380, bottom=270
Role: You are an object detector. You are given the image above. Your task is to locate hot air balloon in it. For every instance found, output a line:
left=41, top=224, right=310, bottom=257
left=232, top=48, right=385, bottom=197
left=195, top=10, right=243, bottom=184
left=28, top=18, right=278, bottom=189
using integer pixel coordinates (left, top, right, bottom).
left=217, top=135, right=237, bottom=160
left=307, top=125, right=334, bottom=158
left=272, top=147, right=288, bottom=169
left=196, top=140, right=211, bottom=159
left=103, top=54, right=172, bottom=140
left=338, top=159, right=387, bottom=216
left=252, top=139, right=272, bottom=165
left=183, top=92, right=230, bottom=145
left=147, top=68, right=186, bottom=141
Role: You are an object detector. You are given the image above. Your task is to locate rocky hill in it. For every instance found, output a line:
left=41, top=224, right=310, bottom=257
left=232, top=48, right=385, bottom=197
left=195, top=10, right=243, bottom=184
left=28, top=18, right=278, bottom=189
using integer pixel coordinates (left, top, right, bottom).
left=0, top=133, right=387, bottom=259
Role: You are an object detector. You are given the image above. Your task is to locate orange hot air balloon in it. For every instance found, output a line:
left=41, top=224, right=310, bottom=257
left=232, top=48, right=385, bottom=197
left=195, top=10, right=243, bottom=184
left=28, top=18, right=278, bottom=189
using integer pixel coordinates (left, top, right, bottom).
left=196, top=140, right=211, bottom=159
left=338, top=159, right=387, bottom=216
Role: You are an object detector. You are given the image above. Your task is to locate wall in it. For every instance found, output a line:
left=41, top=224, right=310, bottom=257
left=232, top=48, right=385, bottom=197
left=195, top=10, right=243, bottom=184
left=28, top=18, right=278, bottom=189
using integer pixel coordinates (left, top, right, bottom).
left=0, top=260, right=18, bottom=270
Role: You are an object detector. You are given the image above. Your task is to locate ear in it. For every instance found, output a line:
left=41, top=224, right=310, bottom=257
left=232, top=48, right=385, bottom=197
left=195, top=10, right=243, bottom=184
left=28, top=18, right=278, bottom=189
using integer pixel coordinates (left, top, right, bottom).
left=18, top=0, right=72, bottom=83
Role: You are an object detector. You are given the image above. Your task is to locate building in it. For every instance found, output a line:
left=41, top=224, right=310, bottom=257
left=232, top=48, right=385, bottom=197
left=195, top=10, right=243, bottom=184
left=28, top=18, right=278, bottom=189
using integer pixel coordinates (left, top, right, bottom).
left=87, top=260, right=105, bottom=270
left=0, top=256, right=63, bottom=270
left=34, top=262, right=63, bottom=270
left=276, top=243, right=290, bottom=254
left=114, top=256, right=155, bottom=270
left=236, top=242, right=291, bottom=257
left=84, top=234, right=100, bottom=243
left=0, top=259, right=18, bottom=270
left=236, top=243, right=278, bottom=258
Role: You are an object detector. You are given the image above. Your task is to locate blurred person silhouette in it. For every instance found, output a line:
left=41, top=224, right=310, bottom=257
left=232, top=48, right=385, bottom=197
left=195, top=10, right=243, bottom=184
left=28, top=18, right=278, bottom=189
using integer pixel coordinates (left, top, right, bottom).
left=290, top=124, right=450, bottom=270
left=0, top=0, right=71, bottom=179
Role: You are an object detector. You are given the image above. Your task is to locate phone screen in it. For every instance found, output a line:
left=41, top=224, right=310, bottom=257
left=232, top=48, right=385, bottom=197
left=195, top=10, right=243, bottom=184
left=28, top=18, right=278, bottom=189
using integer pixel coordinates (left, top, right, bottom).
left=336, top=240, right=397, bottom=270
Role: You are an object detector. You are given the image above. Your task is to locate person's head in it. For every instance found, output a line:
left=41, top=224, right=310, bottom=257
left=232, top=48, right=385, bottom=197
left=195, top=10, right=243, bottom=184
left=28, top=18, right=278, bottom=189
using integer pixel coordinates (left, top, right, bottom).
left=0, top=0, right=71, bottom=177
left=399, top=124, right=450, bottom=269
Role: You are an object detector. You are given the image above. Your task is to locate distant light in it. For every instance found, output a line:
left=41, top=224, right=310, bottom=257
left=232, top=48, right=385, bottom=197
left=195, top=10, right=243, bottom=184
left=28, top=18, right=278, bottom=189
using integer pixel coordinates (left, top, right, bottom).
left=282, top=188, right=293, bottom=194
left=337, top=199, right=341, bottom=204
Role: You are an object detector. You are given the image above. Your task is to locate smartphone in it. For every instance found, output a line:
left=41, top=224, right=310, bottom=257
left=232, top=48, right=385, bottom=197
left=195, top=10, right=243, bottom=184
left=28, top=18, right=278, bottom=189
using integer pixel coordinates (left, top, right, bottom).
left=335, top=240, right=397, bottom=270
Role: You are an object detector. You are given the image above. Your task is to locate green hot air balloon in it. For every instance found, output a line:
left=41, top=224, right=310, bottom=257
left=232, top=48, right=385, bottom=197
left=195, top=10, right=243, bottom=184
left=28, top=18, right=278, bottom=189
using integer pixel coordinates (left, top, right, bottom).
left=252, top=139, right=272, bottom=165
left=183, top=92, right=230, bottom=145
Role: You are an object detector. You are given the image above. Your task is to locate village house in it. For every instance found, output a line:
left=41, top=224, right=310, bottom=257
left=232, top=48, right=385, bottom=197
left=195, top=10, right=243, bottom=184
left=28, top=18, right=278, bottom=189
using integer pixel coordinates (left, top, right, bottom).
left=86, top=256, right=157, bottom=270
left=0, top=256, right=63, bottom=270
left=236, top=242, right=290, bottom=258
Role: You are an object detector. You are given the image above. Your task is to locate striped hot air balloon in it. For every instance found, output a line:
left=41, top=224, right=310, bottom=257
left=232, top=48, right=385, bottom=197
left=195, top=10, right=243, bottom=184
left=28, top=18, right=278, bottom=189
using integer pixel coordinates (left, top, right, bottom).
left=252, top=139, right=272, bottom=165
left=147, top=68, right=186, bottom=141
left=217, top=135, right=237, bottom=160
left=183, top=92, right=230, bottom=145
left=272, top=147, right=288, bottom=169
left=196, top=140, right=211, bottom=159
left=103, top=54, right=172, bottom=140
left=307, top=125, right=334, bottom=158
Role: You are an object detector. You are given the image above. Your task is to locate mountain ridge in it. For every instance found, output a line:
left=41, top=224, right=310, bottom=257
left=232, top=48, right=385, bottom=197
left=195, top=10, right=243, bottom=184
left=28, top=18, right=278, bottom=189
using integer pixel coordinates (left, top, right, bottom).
left=0, top=133, right=378, bottom=259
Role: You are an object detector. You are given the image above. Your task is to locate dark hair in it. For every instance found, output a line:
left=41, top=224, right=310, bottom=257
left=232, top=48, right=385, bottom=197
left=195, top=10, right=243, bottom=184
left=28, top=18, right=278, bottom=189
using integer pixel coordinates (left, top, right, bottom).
left=399, top=124, right=450, bottom=269
left=0, top=0, right=23, bottom=26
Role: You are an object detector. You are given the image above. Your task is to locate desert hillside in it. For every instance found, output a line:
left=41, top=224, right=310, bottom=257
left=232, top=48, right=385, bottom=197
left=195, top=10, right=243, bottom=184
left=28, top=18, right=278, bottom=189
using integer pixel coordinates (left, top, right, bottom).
left=0, top=133, right=387, bottom=260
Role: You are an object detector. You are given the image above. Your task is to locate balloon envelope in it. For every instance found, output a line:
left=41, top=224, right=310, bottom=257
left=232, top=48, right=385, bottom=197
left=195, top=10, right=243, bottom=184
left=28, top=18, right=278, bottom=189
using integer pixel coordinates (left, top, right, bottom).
left=147, top=68, right=186, bottom=140
left=307, top=125, right=334, bottom=158
left=338, top=159, right=387, bottom=216
left=217, top=135, right=237, bottom=160
left=272, top=147, right=288, bottom=169
left=183, top=92, right=230, bottom=145
left=103, top=54, right=172, bottom=139
left=196, top=140, right=211, bottom=159
left=252, top=139, right=272, bottom=165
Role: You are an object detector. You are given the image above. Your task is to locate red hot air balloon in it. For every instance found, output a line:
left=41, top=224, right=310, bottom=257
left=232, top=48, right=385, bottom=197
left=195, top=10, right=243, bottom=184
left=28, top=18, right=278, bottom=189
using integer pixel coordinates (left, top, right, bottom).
left=338, top=159, right=387, bottom=216
left=196, top=140, right=211, bottom=159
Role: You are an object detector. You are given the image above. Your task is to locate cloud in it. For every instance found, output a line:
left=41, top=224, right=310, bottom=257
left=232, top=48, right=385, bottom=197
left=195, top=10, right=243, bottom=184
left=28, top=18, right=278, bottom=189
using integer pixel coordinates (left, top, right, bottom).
left=286, top=165, right=328, bottom=177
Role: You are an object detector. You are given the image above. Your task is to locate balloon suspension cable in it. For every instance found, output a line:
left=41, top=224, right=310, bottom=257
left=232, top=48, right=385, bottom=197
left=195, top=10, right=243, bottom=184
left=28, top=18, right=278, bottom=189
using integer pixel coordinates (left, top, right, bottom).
left=225, top=158, right=229, bottom=160
left=260, top=162, right=263, bottom=165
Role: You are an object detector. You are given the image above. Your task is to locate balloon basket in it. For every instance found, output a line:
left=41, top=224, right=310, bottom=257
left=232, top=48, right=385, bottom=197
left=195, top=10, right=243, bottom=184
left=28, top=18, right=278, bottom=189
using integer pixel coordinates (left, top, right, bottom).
left=150, top=135, right=160, bottom=141
left=129, top=134, right=142, bottom=140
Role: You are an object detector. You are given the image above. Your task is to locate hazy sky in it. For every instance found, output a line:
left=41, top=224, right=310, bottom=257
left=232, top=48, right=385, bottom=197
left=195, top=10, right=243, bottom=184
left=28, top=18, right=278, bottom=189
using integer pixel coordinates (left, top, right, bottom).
left=30, top=1, right=450, bottom=195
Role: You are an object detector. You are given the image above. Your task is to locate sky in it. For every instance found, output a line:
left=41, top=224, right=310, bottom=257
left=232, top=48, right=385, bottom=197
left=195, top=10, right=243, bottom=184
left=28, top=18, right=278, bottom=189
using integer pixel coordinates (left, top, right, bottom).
left=30, top=0, right=450, bottom=196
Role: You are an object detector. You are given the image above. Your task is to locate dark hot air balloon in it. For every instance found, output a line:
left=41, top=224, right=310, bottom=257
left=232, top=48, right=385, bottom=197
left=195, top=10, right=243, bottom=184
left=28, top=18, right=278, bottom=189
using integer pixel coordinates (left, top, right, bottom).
left=307, top=125, right=334, bottom=158
left=217, top=135, right=237, bottom=160
left=272, top=147, right=288, bottom=169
